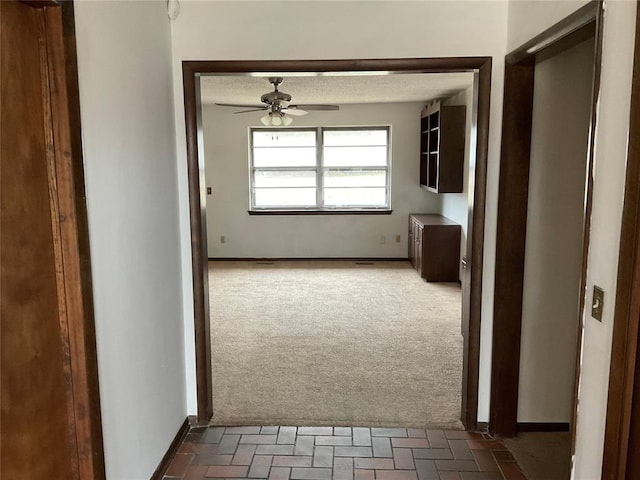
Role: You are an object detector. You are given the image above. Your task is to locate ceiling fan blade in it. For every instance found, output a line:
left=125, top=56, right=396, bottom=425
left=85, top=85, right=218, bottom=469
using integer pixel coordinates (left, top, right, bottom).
left=215, top=103, right=265, bottom=109
left=234, top=108, right=268, bottom=114
left=289, top=104, right=340, bottom=111
left=281, top=108, right=308, bottom=116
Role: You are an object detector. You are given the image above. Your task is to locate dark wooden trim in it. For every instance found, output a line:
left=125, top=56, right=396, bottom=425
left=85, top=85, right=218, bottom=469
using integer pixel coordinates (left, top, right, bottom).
left=43, top=2, right=106, bottom=478
left=602, top=3, right=640, bottom=479
left=36, top=7, right=81, bottom=476
left=248, top=210, right=393, bottom=216
left=150, top=417, right=191, bottom=480
left=208, top=257, right=409, bottom=262
left=183, top=58, right=492, bottom=75
left=517, top=423, right=570, bottom=433
left=533, top=21, right=597, bottom=65
left=463, top=58, right=491, bottom=431
left=20, top=0, right=60, bottom=7
left=182, top=57, right=491, bottom=429
left=490, top=1, right=602, bottom=438
left=183, top=62, right=214, bottom=425
left=490, top=57, right=536, bottom=438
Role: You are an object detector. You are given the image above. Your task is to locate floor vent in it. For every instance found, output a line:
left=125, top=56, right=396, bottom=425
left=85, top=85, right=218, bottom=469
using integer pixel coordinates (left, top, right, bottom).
left=355, top=261, right=375, bottom=265
left=256, top=261, right=275, bottom=265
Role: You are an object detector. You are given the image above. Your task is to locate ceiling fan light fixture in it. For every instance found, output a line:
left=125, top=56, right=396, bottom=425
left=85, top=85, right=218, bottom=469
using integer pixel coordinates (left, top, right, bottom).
left=260, top=112, right=292, bottom=127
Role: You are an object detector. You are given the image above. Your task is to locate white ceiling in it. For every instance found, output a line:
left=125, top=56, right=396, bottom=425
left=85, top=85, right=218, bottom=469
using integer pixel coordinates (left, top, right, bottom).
left=199, top=72, right=475, bottom=106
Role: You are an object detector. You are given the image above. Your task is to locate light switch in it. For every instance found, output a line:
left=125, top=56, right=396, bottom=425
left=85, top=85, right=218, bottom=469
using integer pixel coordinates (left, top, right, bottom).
left=592, top=285, right=604, bottom=322
left=207, top=187, right=212, bottom=195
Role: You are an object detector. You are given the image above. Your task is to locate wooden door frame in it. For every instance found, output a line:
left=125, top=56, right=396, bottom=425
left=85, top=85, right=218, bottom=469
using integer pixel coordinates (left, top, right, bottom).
left=8, top=1, right=106, bottom=477
left=182, top=58, right=492, bottom=429
left=490, top=1, right=603, bottom=437
left=602, top=2, right=640, bottom=478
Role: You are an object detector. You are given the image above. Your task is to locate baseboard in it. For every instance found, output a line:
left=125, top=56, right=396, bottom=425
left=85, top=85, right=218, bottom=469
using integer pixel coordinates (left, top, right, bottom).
left=208, top=257, right=409, bottom=262
left=517, top=422, right=570, bottom=432
left=150, top=417, right=190, bottom=480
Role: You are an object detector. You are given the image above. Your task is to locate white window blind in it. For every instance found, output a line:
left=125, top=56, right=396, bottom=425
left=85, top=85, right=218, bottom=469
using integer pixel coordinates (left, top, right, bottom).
left=250, top=127, right=391, bottom=211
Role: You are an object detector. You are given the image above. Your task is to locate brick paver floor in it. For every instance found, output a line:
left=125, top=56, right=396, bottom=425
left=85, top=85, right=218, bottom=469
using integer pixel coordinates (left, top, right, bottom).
left=163, top=426, right=527, bottom=480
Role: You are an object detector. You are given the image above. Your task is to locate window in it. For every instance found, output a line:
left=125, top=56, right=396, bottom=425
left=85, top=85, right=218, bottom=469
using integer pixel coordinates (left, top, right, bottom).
left=250, top=127, right=391, bottom=212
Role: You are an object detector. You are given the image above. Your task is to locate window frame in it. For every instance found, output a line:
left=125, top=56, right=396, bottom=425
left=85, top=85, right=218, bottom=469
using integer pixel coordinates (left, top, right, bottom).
left=249, top=125, right=392, bottom=213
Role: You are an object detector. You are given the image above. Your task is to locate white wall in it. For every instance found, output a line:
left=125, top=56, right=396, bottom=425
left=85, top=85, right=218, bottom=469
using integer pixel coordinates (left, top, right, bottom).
left=507, top=0, right=591, bottom=52
left=506, top=0, right=637, bottom=477
left=574, top=2, right=637, bottom=476
left=171, top=0, right=509, bottom=420
left=518, top=39, right=594, bottom=423
left=440, top=87, right=473, bottom=277
left=74, top=2, right=186, bottom=479
left=203, top=102, right=440, bottom=258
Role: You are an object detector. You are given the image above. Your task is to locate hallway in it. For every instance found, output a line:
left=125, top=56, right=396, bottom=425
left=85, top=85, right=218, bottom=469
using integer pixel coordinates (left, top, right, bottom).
left=162, top=426, right=526, bottom=479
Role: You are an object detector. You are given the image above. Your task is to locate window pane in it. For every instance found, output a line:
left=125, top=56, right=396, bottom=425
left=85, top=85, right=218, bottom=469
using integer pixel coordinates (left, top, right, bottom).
left=253, top=146, right=316, bottom=167
left=254, top=170, right=316, bottom=188
left=253, top=130, right=316, bottom=147
left=323, top=146, right=388, bottom=167
left=323, top=187, right=387, bottom=207
left=323, top=169, right=387, bottom=187
left=323, top=129, right=387, bottom=146
left=254, top=188, right=316, bottom=207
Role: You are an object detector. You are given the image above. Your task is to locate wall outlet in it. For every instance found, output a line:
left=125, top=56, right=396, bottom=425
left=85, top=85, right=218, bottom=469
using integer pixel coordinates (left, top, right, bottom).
left=220, top=235, right=226, bottom=244
left=380, top=235, right=386, bottom=244
left=395, top=234, right=401, bottom=243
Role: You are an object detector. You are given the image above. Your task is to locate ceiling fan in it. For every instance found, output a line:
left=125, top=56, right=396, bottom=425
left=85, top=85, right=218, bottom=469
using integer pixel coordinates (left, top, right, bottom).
left=215, top=77, right=340, bottom=126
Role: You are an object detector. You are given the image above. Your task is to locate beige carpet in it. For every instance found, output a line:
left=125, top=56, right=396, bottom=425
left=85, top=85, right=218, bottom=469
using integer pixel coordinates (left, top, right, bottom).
left=208, top=260, right=463, bottom=429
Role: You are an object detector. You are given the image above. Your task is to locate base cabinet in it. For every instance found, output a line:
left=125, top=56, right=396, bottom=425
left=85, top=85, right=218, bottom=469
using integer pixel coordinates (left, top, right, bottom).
left=408, top=214, right=461, bottom=282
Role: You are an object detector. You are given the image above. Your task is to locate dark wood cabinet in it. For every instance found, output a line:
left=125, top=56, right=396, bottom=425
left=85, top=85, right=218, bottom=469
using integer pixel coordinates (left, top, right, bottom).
left=420, top=101, right=466, bottom=193
left=408, top=214, right=461, bottom=282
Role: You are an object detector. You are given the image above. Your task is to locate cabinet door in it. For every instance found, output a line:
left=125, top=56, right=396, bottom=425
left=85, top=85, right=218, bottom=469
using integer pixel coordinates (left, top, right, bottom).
left=415, top=226, right=424, bottom=277
left=408, top=219, right=415, bottom=266
left=421, top=224, right=461, bottom=282
left=419, top=117, right=429, bottom=186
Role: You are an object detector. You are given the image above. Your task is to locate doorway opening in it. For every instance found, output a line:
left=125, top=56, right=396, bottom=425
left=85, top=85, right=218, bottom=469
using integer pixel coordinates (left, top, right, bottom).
left=491, top=1, right=604, bottom=478
left=199, top=73, right=471, bottom=428
left=182, top=59, right=492, bottom=430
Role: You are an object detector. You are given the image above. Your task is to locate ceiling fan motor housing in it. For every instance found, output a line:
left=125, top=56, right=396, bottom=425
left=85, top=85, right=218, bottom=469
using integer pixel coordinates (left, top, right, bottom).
left=261, top=76, right=292, bottom=106
left=261, top=90, right=292, bottom=105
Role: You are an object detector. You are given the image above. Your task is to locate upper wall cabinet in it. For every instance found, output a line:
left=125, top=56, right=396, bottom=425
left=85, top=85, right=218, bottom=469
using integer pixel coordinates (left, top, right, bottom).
left=419, top=101, right=466, bottom=193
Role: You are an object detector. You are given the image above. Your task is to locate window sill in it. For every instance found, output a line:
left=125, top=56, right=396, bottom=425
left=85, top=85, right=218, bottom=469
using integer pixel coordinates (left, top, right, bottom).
left=248, top=209, right=393, bottom=216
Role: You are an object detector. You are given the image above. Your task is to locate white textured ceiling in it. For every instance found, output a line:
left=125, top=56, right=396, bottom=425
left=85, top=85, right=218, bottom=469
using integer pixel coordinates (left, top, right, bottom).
left=199, top=73, right=474, bottom=106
